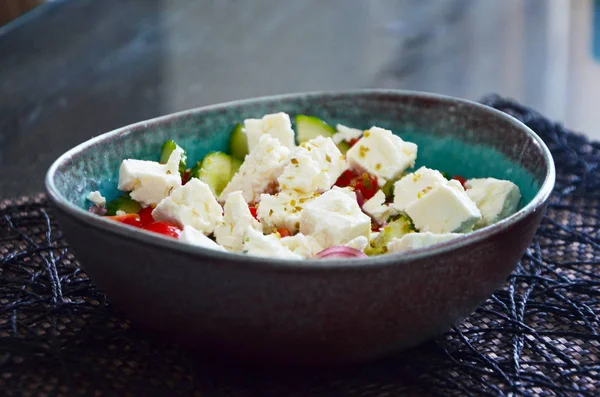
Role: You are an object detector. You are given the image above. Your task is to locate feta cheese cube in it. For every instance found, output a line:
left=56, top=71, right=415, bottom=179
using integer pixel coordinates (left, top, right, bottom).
left=244, top=112, right=296, bottom=151
left=300, top=187, right=371, bottom=248
left=363, top=190, right=398, bottom=224
left=179, top=226, right=226, bottom=251
left=277, top=151, right=329, bottom=194
left=219, top=135, right=291, bottom=204
left=302, top=136, right=348, bottom=183
left=405, top=180, right=481, bottom=233
left=346, top=126, right=417, bottom=186
left=465, top=178, right=521, bottom=228
left=392, top=167, right=448, bottom=211
left=278, top=136, right=347, bottom=194
left=387, top=232, right=462, bottom=253
left=280, top=233, right=324, bottom=258
left=115, top=210, right=127, bottom=216
left=332, top=124, right=363, bottom=144
left=87, top=191, right=106, bottom=207
left=345, top=235, right=369, bottom=252
left=256, top=191, right=318, bottom=234
left=118, top=147, right=183, bottom=207
left=152, top=179, right=223, bottom=234
left=243, top=227, right=302, bottom=259
left=214, top=191, right=262, bottom=251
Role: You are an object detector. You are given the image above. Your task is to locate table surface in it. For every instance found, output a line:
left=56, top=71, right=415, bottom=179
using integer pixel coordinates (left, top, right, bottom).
left=0, top=0, right=597, bottom=198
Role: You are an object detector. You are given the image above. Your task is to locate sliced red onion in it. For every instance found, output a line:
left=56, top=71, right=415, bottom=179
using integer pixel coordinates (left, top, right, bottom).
left=355, top=189, right=365, bottom=208
left=314, top=246, right=367, bottom=259
left=88, top=205, right=107, bottom=216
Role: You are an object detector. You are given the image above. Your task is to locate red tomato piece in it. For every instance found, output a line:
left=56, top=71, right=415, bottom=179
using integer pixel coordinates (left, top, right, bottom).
left=106, top=214, right=142, bottom=227
left=138, top=206, right=155, bottom=226
left=335, top=169, right=358, bottom=188
left=452, top=175, right=467, bottom=188
left=182, top=169, right=191, bottom=185
left=354, top=172, right=378, bottom=200
left=248, top=206, right=259, bottom=220
left=142, top=221, right=182, bottom=238
left=277, top=228, right=291, bottom=238
left=335, top=170, right=378, bottom=201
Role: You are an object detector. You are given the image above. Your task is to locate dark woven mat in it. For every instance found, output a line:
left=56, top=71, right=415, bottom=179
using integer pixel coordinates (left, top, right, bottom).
left=1, top=96, right=599, bottom=397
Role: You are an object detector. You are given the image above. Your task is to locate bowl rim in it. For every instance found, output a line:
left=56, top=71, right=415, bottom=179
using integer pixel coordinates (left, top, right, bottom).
left=45, top=89, right=556, bottom=271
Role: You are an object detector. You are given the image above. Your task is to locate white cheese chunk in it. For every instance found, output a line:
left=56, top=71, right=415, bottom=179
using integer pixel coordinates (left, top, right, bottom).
left=115, top=210, right=127, bottom=216
left=277, top=150, right=329, bottom=194
left=465, top=178, right=521, bottom=228
left=405, top=180, right=481, bottom=233
left=179, top=226, right=226, bottom=251
left=256, top=191, right=318, bottom=234
left=346, top=126, right=417, bottom=186
left=392, top=166, right=448, bottom=211
left=387, top=232, right=462, bottom=253
left=302, top=136, right=348, bottom=183
left=243, top=227, right=302, bottom=259
left=278, top=136, right=347, bottom=194
left=87, top=191, right=106, bottom=207
left=118, top=147, right=183, bottom=207
left=332, top=124, right=363, bottom=144
left=345, top=236, right=369, bottom=252
left=244, top=112, right=296, bottom=151
left=152, top=179, right=223, bottom=234
left=300, top=187, right=371, bottom=248
left=280, top=233, right=324, bottom=258
left=219, top=135, right=291, bottom=204
left=363, top=190, right=398, bottom=224
left=214, top=191, right=262, bottom=251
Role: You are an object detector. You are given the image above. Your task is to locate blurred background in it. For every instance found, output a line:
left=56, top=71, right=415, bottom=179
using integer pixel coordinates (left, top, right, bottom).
left=0, top=0, right=599, bottom=197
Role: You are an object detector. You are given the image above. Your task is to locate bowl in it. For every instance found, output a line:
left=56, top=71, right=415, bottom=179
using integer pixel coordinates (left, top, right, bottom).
left=45, top=90, right=555, bottom=366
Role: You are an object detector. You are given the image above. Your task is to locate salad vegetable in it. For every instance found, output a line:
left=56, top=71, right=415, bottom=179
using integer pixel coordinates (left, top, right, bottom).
left=228, top=123, right=249, bottom=161
left=190, top=152, right=242, bottom=197
left=159, top=140, right=187, bottom=177
left=105, top=195, right=142, bottom=216
left=86, top=112, right=522, bottom=259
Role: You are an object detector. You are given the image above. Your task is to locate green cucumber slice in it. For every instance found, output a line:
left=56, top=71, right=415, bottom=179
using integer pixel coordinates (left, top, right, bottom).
left=191, top=151, right=240, bottom=196
left=296, top=115, right=335, bottom=144
left=365, top=214, right=415, bottom=256
left=105, top=195, right=142, bottom=216
left=381, top=179, right=396, bottom=199
left=336, top=141, right=351, bottom=154
left=228, top=123, right=249, bottom=160
left=159, top=140, right=187, bottom=176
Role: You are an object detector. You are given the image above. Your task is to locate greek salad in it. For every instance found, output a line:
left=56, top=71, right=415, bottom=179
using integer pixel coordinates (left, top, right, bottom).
left=87, top=112, right=521, bottom=259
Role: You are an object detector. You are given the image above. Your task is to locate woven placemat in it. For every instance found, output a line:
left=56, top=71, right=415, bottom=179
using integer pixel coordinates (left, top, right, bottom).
left=1, top=96, right=599, bottom=397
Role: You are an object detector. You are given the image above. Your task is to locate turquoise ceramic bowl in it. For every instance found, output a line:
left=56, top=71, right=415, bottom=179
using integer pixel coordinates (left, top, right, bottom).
left=45, top=90, right=555, bottom=365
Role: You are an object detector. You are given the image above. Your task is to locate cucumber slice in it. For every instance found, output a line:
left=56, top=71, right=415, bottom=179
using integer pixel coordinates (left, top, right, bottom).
left=336, top=140, right=351, bottom=154
left=296, top=115, right=336, bottom=144
left=365, top=214, right=415, bottom=256
left=231, top=157, right=243, bottom=174
left=228, top=123, right=249, bottom=160
left=159, top=140, right=187, bottom=176
left=191, top=151, right=240, bottom=196
left=381, top=179, right=396, bottom=199
left=105, top=195, right=142, bottom=216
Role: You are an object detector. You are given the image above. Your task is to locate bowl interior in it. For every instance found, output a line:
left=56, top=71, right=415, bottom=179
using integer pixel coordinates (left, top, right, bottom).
left=51, top=92, right=547, bottom=210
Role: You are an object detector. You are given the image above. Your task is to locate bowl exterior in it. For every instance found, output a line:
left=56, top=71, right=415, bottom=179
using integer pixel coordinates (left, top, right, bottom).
left=52, top=200, right=546, bottom=365
left=46, top=90, right=555, bottom=365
